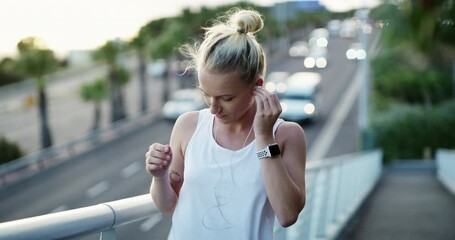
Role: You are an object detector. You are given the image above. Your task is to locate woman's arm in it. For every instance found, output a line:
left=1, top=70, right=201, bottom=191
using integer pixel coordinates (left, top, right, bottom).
left=258, top=121, right=307, bottom=227
left=148, top=111, right=198, bottom=215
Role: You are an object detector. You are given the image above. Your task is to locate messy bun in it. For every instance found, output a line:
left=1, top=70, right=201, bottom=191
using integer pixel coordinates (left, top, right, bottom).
left=180, top=8, right=266, bottom=85
left=229, top=9, right=264, bottom=34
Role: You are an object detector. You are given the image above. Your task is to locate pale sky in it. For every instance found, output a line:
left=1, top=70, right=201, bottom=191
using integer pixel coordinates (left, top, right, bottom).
left=0, top=0, right=380, bottom=58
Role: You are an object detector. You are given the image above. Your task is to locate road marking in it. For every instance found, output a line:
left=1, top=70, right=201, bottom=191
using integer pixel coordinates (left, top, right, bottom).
left=49, top=205, right=68, bottom=213
left=86, top=181, right=109, bottom=198
left=121, top=161, right=142, bottom=178
left=307, top=32, right=381, bottom=161
left=140, top=213, right=163, bottom=232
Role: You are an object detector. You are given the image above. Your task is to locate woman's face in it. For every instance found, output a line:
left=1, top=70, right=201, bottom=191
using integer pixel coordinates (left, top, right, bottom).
left=198, top=67, right=255, bottom=123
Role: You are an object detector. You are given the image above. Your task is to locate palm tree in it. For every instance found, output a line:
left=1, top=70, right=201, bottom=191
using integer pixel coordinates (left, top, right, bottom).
left=14, top=36, right=58, bottom=149
left=150, top=21, right=189, bottom=102
left=92, top=40, right=127, bottom=122
left=79, top=78, right=108, bottom=131
left=130, top=27, right=150, bottom=114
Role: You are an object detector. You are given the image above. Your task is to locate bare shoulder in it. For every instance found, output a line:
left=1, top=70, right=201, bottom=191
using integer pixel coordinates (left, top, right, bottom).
left=275, top=121, right=307, bottom=160
left=276, top=121, right=306, bottom=143
left=171, top=111, right=200, bottom=153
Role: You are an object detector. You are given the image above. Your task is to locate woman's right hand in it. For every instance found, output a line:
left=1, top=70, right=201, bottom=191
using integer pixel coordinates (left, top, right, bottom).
left=145, top=143, right=173, bottom=179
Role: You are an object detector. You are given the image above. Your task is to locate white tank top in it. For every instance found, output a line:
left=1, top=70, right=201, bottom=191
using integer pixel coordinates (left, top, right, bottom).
left=168, top=109, right=283, bottom=240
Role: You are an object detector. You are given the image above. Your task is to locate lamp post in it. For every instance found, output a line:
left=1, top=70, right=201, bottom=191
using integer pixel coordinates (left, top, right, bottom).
left=356, top=8, right=372, bottom=150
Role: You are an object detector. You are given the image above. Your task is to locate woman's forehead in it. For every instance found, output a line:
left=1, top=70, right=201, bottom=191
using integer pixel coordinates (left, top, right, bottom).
left=198, top=68, right=245, bottom=90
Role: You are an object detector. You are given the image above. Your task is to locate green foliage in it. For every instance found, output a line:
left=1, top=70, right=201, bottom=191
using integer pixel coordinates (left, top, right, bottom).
left=79, top=78, right=108, bottom=103
left=370, top=101, right=455, bottom=163
left=114, top=66, right=131, bottom=86
left=372, top=49, right=452, bottom=105
left=0, top=136, right=24, bottom=164
left=92, top=40, right=123, bottom=66
left=0, top=57, right=23, bottom=87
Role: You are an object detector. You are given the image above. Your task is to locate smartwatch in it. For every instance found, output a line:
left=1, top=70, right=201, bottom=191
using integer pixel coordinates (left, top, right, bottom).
left=257, top=143, right=281, bottom=159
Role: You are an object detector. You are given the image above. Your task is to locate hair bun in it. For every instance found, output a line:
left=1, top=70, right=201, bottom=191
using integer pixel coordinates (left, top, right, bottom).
left=230, top=9, right=263, bottom=34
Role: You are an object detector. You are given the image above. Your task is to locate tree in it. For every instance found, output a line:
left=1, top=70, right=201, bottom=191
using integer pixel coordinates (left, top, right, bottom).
left=14, top=36, right=58, bottom=149
left=130, top=27, right=150, bottom=114
left=79, top=78, right=108, bottom=131
left=92, top=40, right=128, bottom=122
left=150, top=20, right=190, bottom=102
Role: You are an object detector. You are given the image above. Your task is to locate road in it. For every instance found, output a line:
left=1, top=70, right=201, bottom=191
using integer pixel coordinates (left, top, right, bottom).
left=0, top=33, right=371, bottom=239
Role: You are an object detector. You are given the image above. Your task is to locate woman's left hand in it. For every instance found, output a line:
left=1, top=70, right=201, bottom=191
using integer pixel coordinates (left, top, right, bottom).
left=253, top=86, right=282, bottom=138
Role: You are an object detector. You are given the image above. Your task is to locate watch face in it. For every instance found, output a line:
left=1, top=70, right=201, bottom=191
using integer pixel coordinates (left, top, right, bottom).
left=269, top=144, right=281, bottom=156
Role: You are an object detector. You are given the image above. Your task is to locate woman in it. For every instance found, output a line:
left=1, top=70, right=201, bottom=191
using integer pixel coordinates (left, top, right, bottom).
left=145, top=8, right=307, bottom=240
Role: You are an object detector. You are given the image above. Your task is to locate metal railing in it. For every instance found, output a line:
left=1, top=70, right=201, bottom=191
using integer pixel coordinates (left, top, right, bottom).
left=0, top=150, right=383, bottom=240
left=436, top=148, right=455, bottom=195
left=274, top=149, right=382, bottom=240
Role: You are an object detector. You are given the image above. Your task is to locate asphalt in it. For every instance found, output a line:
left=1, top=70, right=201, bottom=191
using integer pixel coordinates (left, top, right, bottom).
left=341, top=160, right=455, bottom=240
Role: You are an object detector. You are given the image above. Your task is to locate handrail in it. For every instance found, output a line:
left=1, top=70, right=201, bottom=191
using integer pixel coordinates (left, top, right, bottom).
left=436, top=148, right=455, bottom=195
left=0, top=194, right=159, bottom=240
left=0, top=150, right=383, bottom=240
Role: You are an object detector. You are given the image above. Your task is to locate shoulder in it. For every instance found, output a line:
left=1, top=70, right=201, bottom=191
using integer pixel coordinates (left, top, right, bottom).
left=276, top=121, right=306, bottom=140
left=171, top=110, right=201, bottom=153
left=275, top=121, right=307, bottom=151
left=173, top=111, right=200, bottom=137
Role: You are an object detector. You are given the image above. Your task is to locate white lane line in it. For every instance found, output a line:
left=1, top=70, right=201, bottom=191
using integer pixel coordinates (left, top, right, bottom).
left=86, top=181, right=109, bottom=198
left=307, top=64, right=363, bottom=161
left=50, top=205, right=68, bottom=213
left=140, top=213, right=163, bottom=232
left=121, top=161, right=142, bottom=178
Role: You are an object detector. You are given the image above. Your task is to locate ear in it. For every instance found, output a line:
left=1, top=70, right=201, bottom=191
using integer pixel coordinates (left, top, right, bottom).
left=255, top=78, right=264, bottom=86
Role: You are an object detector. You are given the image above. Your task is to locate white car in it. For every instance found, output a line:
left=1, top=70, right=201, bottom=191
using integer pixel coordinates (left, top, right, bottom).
left=279, top=72, right=321, bottom=123
left=264, top=71, right=290, bottom=94
left=304, top=47, right=328, bottom=69
left=162, top=88, right=206, bottom=120
left=288, top=41, right=309, bottom=57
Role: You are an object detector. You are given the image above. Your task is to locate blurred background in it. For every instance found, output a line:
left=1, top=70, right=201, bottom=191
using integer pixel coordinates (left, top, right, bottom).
left=0, top=0, right=454, bottom=240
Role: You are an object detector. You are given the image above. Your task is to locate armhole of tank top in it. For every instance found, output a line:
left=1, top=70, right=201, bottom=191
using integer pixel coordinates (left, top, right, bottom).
left=184, top=109, right=209, bottom=157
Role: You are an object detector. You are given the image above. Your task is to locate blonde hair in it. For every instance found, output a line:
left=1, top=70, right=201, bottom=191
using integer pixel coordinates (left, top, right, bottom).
left=180, top=8, right=266, bottom=85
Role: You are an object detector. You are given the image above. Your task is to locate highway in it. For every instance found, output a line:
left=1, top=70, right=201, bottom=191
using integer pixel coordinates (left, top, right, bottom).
left=0, top=33, right=370, bottom=239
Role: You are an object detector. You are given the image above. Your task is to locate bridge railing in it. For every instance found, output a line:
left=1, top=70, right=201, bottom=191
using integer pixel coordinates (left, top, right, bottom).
left=0, top=150, right=383, bottom=240
left=274, top=149, right=382, bottom=240
left=436, top=148, right=455, bottom=195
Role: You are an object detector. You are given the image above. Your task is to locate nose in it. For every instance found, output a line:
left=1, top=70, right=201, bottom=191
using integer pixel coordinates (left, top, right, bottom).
left=209, top=100, right=220, bottom=114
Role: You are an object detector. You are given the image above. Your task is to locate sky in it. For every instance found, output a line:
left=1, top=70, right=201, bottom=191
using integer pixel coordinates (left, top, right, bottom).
left=0, top=0, right=381, bottom=58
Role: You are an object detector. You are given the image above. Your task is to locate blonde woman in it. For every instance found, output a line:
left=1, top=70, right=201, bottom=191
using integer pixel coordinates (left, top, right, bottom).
left=145, top=8, right=307, bottom=240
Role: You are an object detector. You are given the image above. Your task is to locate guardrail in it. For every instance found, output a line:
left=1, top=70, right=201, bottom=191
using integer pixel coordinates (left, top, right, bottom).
left=0, top=109, right=161, bottom=188
left=436, top=148, right=455, bottom=195
left=0, top=150, right=383, bottom=240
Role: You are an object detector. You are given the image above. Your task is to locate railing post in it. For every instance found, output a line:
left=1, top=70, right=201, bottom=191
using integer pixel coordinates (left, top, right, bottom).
left=99, top=229, right=116, bottom=240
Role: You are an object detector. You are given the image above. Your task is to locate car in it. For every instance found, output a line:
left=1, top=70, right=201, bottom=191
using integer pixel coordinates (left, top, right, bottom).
left=279, top=72, right=321, bottom=123
left=308, top=28, right=329, bottom=48
left=288, top=41, right=309, bottom=57
left=162, top=88, right=206, bottom=120
left=346, top=43, right=367, bottom=60
left=264, top=71, right=289, bottom=95
left=303, top=47, right=328, bottom=69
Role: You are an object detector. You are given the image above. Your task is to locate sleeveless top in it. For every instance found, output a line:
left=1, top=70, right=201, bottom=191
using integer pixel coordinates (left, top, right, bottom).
left=168, top=108, right=284, bottom=240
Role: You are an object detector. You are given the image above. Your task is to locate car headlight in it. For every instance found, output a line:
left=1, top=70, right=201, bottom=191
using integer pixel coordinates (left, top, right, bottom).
left=304, top=103, right=315, bottom=114
left=316, top=57, right=327, bottom=68
left=265, top=82, right=276, bottom=92
left=356, top=49, right=367, bottom=60
left=304, top=57, right=316, bottom=68
left=316, top=38, right=328, bottom=48
left=346, top=49, right=357, bottom=59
